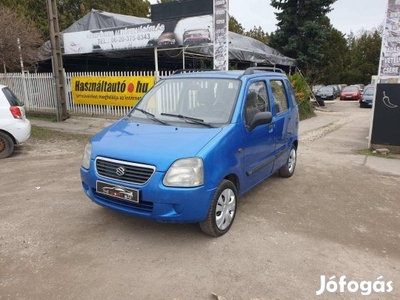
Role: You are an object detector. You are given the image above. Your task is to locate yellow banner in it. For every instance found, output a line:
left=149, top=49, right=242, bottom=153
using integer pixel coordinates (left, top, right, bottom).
left=71, top=76, right=155, bottom=107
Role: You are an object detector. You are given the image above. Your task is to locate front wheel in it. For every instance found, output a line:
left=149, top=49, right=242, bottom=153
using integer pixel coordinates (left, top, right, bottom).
left=0, top=132, right=14, bottom=159
left=199, top=180, right=237, bottom=237
left=278, top=145, right=297, bottom=178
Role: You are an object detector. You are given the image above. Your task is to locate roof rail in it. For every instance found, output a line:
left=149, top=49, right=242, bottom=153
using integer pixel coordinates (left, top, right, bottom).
left=172, top=68, right=216, bottom=75
left=242, top=67, right=285, bottom=76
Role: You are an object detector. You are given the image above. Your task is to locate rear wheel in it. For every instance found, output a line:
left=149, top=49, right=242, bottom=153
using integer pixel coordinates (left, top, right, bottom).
left=278, top=145, right=297, bottom=178
left=0, top=132, right=14, bottom=159
left=199, top=180, right=237, bottom=237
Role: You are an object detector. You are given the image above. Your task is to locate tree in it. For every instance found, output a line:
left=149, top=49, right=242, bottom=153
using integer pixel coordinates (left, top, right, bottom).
left=1, top=0, right=152, bottom=38
left=245, top=26, right=270, bottom=44
left=229, top=15, right=245, bottom=35
left=0, top=6, right=44, bottom=72
left=316, top=26, right=349, bottom=84
left=345, top=30, right=382, bottom=84
left=269, top=0, right=336, bottom=75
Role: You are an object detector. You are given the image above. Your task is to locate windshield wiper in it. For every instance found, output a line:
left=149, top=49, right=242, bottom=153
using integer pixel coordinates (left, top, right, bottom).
left=160, top=113, right=214, bottom=128
left=133, top=108, right=169, bottom=126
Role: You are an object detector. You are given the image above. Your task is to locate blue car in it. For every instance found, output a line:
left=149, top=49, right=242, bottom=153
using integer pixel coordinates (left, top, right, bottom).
left=359, top=85, right=375, bottom=108
left=80, top=67, right=299, bottom=236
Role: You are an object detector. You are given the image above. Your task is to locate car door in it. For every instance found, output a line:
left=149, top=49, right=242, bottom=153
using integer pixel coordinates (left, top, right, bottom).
left=268, top=79, right=292, bottom=170
left=241, top=80, right=277, bottom=191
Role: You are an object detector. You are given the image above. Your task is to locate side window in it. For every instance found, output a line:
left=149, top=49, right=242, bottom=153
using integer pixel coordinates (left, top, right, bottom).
left=244, top=81, right=270, bottom=126
left=270, top=80, right=289, bottom=114
left=284, top=79, right=298, bottom=107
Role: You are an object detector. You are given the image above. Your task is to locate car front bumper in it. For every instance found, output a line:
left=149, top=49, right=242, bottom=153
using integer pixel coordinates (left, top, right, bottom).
left=80, top=166, right=216, bottom=223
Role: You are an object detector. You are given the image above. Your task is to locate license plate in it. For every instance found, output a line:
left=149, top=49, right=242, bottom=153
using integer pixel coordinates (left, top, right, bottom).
left=96, top=181, right=139, bottom=203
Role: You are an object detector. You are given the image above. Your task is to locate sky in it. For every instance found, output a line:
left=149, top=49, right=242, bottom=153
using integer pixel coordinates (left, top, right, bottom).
left=228, top=0, right=388, bottom=35
left=149, top=0, right=388, bottom=35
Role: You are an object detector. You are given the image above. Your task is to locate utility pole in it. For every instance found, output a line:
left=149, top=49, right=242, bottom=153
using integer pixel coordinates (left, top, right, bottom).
left=46, top=0, right=69, bottom=121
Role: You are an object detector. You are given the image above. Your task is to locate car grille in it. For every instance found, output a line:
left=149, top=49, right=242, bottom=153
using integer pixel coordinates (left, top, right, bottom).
left=96, top=157, right=155, bottom=185
left=94, top=191, right=154, bottom=212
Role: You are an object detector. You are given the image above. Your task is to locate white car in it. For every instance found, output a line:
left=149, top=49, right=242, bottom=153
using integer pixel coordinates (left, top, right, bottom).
left=0, top=84, right=31, bottom=158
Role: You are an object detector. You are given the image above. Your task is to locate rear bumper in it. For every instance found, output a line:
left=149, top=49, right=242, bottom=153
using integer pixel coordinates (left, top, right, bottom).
left=3, top=118, right=31, bottom=144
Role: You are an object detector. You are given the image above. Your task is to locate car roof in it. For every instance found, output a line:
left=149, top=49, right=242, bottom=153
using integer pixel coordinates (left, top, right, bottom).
left=167, top=68, right=288, bottom=80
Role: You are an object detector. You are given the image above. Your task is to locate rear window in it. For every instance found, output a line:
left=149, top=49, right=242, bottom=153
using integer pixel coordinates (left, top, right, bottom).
left=2, top=87, right=24, bottom=106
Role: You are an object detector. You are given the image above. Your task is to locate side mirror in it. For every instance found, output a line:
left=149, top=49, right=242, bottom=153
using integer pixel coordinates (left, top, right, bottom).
left=248, top=111, right=272, bottom=131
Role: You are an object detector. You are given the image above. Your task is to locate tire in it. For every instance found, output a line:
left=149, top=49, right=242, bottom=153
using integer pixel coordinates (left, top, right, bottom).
left=0, top=131, right=15, bottom=159
left=199, top=179, right=237, bottom=237
left=278, top=145, right=297, bottom=178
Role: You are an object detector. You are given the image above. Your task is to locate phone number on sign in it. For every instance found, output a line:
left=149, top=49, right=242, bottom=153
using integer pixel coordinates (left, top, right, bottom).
left=111, top=33, right=151, bottom=43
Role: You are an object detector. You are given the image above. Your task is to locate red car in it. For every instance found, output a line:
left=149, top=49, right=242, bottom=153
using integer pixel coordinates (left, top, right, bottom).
left=340, top=85, right=362, bottom=100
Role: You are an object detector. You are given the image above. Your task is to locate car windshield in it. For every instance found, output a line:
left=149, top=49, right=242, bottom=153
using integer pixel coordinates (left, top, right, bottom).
left=128, top=78, right=239, bottom=126
left=343, top=86, right=358, bottom=92
left=318, top=87, right=332, bottom=92
left=363, top=87, right=375, bottom=95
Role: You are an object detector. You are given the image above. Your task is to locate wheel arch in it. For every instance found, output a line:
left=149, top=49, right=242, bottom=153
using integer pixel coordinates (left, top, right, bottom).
left=224, top=173, right=240, bottom=194
left=0, top=129, right=16, bottom=144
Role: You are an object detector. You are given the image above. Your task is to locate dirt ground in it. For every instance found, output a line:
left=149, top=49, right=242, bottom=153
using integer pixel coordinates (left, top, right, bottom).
left=1, top=100, right=399, bottom=300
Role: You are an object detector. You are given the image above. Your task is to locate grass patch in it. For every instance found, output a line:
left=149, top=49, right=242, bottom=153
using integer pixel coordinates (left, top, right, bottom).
left=356, top=148, right=400, bottom=159
left=31, top=125, right=92, bottom=142
left=27, top=112, right=58, bottom=122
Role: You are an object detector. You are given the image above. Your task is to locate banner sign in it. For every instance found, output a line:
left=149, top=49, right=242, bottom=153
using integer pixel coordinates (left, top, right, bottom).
left=379, top=0, right=400, bottom=76
left=370, top=83, right=400, bottom=145
left=63, top=15, right=213, bottom=55
left=71, top=76, right=155, bottom=106
left=213, top=0, right=229, bottom=70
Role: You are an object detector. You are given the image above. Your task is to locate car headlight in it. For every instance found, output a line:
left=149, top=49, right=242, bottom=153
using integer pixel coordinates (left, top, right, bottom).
left=163, top=158, right=204, bottom=187
left=81, top=142, right=92, bottom=169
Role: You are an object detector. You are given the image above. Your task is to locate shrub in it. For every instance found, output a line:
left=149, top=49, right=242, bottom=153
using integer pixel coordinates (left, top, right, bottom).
left=288, top=73, right=315, bottom=120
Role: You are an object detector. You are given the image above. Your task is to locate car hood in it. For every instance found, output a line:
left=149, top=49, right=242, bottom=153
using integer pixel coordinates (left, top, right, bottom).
left=90, top=118, right=223, bottom=171
left=362, top=95, right=374, bottom=100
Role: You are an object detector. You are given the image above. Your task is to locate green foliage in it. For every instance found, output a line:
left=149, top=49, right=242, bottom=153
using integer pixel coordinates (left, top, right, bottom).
left=288, top=73, right=315, bottom=120
left=31, top=125, right=91, bottom=142
left=229, top=16, right=245, bottom=35
left=1, top=0, right=151, bottom=38
left=269, top=0, right=336, bottom=75
left=343, top=30, right=382, bottom=85
left=245, top=26, right=270, bottom=44
left=314, top=26, right=349, bottom=84
left=0, top=6, right=44, bottom=72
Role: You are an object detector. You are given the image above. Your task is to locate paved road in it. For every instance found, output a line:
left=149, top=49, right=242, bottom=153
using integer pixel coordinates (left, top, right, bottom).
left=2, top=100, right=400, bottom=300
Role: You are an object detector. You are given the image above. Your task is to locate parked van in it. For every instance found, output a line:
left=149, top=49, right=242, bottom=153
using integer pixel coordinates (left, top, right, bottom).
left=80, top=67, right=299, bottom=236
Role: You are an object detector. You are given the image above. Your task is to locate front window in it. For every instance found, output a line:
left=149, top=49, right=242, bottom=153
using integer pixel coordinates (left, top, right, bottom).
left=128, top=78, right=239, bottom=126
left=244, top=81, right=270, bottom=126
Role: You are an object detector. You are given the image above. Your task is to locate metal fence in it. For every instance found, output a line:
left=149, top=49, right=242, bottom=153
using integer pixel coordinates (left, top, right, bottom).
left=0, top=70, right=173, bottom=118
